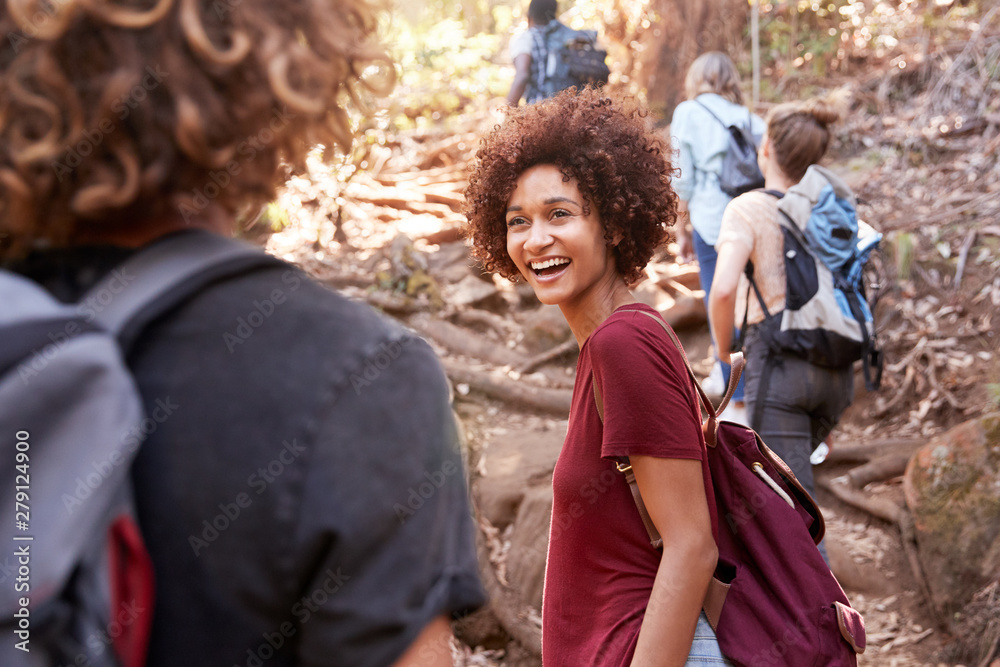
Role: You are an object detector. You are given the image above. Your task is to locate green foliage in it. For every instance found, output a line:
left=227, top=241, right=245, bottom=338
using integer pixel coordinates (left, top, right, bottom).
left=748, top=0, right=989, bottom=99
left=384, top=17, right=508, bottom=128
left=987, top=383, right=1000, bottom=409
left=262, top=202, right=291, bottom=231
left=363, top=0, right=649, bottom=130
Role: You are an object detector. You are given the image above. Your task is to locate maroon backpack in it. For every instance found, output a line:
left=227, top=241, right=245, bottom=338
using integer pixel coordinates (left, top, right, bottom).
left=593, top=309, right=865, bottom=666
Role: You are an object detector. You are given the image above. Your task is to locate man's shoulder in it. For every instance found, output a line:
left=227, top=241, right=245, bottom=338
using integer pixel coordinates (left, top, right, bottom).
left=152, top=263, right=422, bottom=385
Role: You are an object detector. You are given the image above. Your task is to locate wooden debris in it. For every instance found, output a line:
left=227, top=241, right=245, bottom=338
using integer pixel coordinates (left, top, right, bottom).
left=409, top=314, right=527, bottom=368
left=473, top=511, right=542, bottom=658
left=451, top=308, right=518, bottom=338
left=516, top=338, right=579, bottom=374
left=823, top=437, right=926, bottom=465
left=442, top=360, right=573, bottom=416
left=820, top=470, right=944, bottom=631
left=954, top=229, right=977, bottom=291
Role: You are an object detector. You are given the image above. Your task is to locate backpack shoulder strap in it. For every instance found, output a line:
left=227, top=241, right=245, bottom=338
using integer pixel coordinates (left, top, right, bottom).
left=85, top=229, right=286, bottom=350
left=590, top=308, right=744, bottom=550
left=590, top=309, right=744, bottom=446
left=694, top=99, right=726, bottom=129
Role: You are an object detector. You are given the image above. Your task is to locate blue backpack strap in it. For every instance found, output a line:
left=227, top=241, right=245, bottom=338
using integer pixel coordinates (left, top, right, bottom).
left=84, top=229, right=286, bottom=350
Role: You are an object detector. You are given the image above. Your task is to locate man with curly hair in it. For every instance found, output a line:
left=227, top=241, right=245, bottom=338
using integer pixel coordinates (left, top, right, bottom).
left=465, top=87, right=732, bottom=666
left=0, top=0, right=484, bottom=665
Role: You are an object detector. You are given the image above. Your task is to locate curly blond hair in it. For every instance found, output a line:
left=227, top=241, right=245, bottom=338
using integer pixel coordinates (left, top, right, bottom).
left=0, top=0, right=392, bottom=256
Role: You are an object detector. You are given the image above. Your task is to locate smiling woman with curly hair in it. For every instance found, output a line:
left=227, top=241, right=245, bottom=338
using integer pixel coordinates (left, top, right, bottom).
left=465, top=88, right=674, bottom=285
left=465, top=87, right=733, bottom=667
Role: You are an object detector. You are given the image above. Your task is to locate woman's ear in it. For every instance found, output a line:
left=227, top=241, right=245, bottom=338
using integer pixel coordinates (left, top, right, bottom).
left=757, top=134, right=770, bottom=177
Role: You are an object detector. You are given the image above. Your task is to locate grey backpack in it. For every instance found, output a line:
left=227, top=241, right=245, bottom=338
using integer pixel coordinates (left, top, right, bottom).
left=530, top=21, right=610, bottom=101
left=0, top=231, right=282, bottom=666
left=696, top=100, right=764, bottom=198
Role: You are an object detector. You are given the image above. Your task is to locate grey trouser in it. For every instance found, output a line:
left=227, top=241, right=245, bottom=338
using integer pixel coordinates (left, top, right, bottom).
left=743, top=324, right=854, bottom=562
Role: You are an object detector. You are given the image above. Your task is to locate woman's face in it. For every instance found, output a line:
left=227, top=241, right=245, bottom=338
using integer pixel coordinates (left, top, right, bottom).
left=505, top=163, right=617, bottom=307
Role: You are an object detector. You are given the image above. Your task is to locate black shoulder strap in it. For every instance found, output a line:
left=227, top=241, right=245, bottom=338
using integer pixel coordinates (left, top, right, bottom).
left=84, top=229, right=287, bottom=352
left=695, top=99, right=726, bottom=129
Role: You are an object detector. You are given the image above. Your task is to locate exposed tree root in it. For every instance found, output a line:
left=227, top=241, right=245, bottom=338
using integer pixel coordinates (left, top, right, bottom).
left=409, top=313, right=528, bottom=368
left=442, top=360, right=573, bottom=416
left=516, top=338, right=579, bottom=374
left=821, top=472, right=945, bottom=631
left=471, top=509, right=542, bottom=658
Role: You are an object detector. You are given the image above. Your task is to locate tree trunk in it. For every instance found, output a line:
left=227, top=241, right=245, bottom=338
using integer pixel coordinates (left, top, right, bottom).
left=642, top=0, right=749, bottom=122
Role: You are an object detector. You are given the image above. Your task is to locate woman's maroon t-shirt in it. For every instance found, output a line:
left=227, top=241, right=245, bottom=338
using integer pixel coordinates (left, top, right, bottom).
left=541, top=304, right=719, bottom=666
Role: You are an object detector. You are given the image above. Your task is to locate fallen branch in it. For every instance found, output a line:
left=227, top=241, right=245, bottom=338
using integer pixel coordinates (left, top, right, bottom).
left=372, top=163, right=466, bottom=185
left=977, top=630, right=1000, bottom=667
left=954, top=229, right=978, bottom=291
left=442, top=360, right=573, bottom=416
left=920, top=349, right=963, bottom=410
left=451, top=308, right=517, bottom=338
left=822, top=476, right=903, bottom=523
left=846, top=453, right=912, bottom=488
left=409, top=313, right=527, bottom=368
left=824, top=437, right=926, bottom=465
left=516, top=338, right=579, bottom=374
left=820, top=472, right=945, bottom=630
left=419, top=224, right=464, bottom=245
left=870, top=365, right=916, bottom=418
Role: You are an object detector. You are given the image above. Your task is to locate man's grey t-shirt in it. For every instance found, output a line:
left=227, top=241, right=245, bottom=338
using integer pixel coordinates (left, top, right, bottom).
left=13, top=242, right=486, bottom=666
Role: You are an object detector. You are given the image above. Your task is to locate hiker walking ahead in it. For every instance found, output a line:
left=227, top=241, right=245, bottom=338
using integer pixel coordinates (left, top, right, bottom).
left=466, top=87, right=732, bottom=666
left=506, top=0, right=608, bottom=105
left=671, top=52, right=765, bottom=419
left=0, top=0, right=484, bottom=664
left=709, top=94, right=855, bottom=560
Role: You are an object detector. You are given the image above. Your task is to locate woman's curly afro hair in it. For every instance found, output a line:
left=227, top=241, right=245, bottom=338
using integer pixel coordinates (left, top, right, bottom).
left=464, top=87, right=678, bottom=285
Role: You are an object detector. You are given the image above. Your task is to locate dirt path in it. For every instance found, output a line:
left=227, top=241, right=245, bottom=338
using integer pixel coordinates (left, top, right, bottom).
left=258, top=115, right=997, bottom=666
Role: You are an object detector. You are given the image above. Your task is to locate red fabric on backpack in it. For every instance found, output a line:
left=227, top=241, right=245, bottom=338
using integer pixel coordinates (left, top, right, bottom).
left=109, top=515, right=155, bottom=667
left=707, top=421, right=864, bottom=666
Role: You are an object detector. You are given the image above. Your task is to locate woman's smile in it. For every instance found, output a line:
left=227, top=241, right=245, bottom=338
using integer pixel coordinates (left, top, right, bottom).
left=505, top=164, right=616, bottom=308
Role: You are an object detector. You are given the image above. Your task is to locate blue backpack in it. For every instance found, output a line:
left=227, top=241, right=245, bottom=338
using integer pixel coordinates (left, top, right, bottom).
left=529, top=20, right=610, bottom=101
left=743, top=166, right=883, bottom=427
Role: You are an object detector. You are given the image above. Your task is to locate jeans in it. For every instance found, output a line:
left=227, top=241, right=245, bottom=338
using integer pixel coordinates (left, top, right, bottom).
left=743, top=324, right=854, bottom=563
left=685, top=613, right=733, bottom=665
left=693, top=229, right=745, bottom=402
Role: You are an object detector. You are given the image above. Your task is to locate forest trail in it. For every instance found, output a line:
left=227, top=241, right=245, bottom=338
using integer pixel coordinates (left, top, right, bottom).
left=253, top=36, right=1000, bottom=659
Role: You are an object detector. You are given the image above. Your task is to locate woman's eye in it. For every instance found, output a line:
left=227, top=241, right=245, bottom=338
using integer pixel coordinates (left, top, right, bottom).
left=507, top=217, right=527, bottom=228
left=551, top=209, right=571, bottom=219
